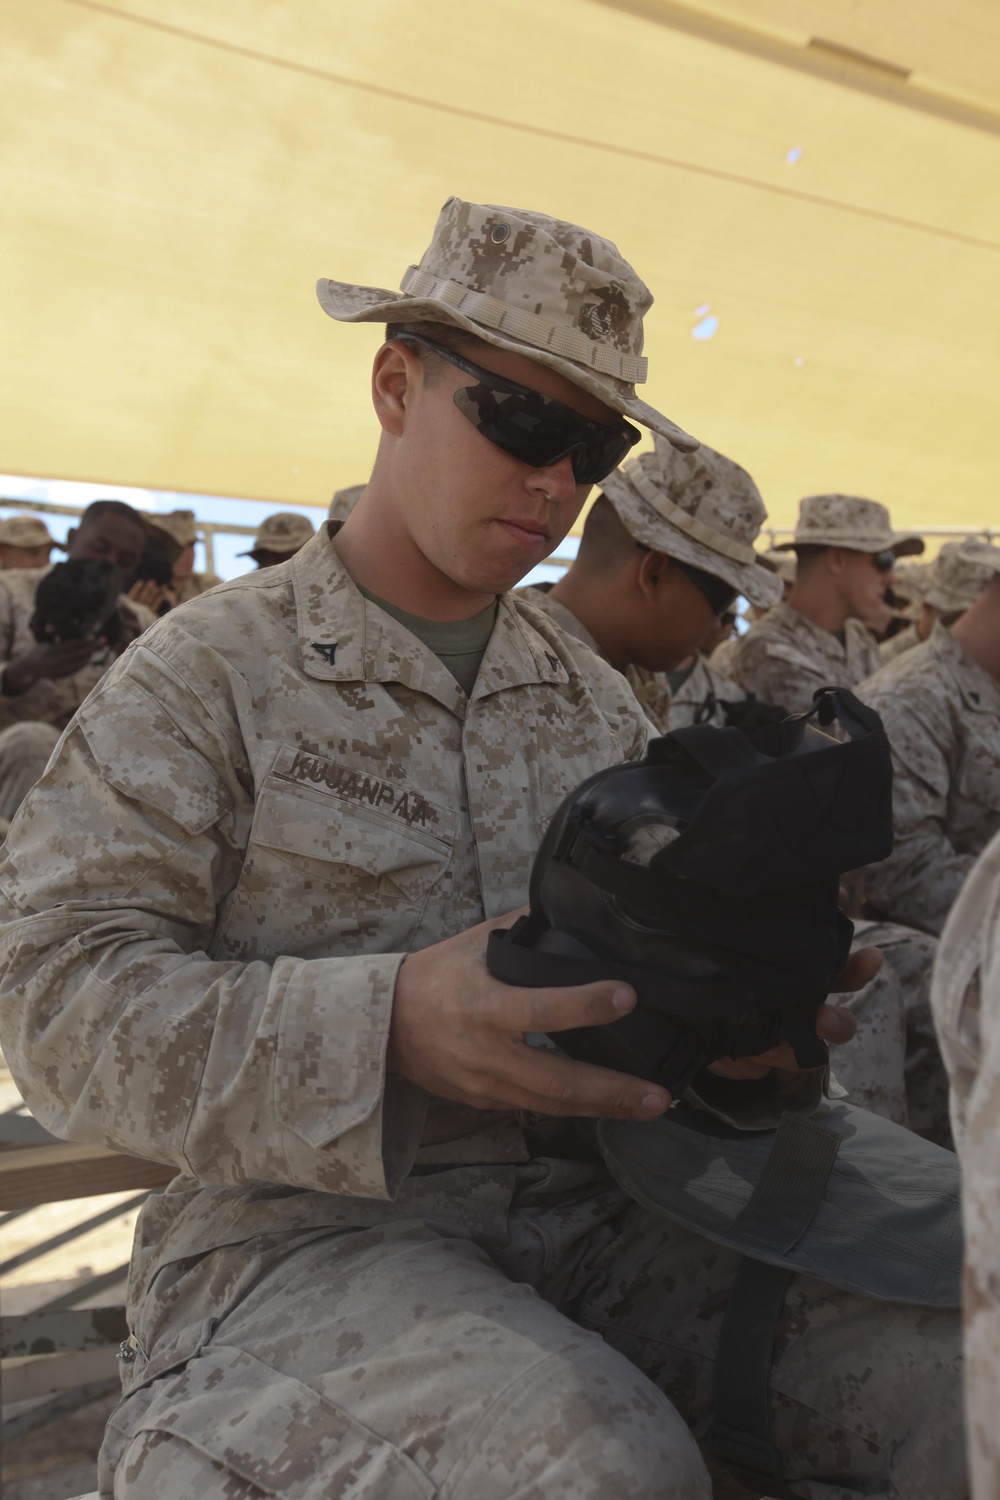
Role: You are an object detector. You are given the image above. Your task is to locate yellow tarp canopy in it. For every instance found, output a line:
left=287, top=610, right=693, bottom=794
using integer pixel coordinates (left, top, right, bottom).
left=2, top=0, right=998, bottom=531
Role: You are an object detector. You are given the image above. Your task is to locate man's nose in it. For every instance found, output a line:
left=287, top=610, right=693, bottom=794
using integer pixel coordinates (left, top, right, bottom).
left=529, top=454, right=579, bottom=499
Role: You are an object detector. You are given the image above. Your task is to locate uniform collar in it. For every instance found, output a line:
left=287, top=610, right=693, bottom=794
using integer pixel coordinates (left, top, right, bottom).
left=290, top=523, right=568, bottom=708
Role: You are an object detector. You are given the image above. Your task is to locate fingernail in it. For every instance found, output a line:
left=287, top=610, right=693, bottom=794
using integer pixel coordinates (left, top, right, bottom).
left=612, top=987, right=635, bottom=1012
left=640, top=1092, right=668, bottom=1112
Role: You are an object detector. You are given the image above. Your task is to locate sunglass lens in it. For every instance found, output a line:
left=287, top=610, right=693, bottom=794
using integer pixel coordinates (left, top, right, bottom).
left=453, top=385, right=638, bottom=484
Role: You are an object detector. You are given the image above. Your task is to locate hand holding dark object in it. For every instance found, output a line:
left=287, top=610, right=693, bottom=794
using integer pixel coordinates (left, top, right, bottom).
left=2, top=635, right=98, bottom=695
left=28, top=559, right=123, bottom=648
left=706, top=945, right=880, bottom=1080
left=389, top=909, right=671, bottom=1121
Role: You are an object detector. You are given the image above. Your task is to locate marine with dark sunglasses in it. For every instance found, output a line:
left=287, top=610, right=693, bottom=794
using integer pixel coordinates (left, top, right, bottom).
left=735, top=493, right=924, bottom=714
left=517, top=437, right=782, bottom=734
left=0, top=198, right=964, bottom=1500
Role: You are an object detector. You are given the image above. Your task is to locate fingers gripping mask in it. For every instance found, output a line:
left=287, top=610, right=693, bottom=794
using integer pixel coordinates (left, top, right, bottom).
left=487, top=689, right=893, bottom=1097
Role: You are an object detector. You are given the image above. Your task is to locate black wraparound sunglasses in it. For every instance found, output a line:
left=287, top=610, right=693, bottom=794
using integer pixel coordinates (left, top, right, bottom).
left=397, top=332, right=641, bottom=485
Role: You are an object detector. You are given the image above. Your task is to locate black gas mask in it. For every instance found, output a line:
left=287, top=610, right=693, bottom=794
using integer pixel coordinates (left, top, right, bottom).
left=487, top=689, right=893, bottom=1097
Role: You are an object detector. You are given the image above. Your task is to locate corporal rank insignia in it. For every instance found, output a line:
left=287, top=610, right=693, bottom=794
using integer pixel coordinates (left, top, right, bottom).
left=311, top=642, right=338, bottom=664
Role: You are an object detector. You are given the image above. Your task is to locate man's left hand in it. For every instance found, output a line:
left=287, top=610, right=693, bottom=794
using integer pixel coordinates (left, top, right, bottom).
left=707, top=945, right=882, bottom=1080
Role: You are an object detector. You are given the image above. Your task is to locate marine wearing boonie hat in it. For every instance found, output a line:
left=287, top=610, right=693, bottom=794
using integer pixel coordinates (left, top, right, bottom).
left=237, top=512, right=315, bottom=562
left=924, top=540, right=996, bottom=612
left=600, top=437, right=782, bottom=608
left=328, top=485, right=366, bottom=524
left=778, top=494, right=924, bottom=557
left=0, top=515, right=55, bottom=550
left=144, top=509, right=201, bottom=556
left=316, top=196, right=697, bottom=452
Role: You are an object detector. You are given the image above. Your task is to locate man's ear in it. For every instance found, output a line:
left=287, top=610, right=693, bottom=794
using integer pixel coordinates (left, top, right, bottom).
left=636, top=548, right=670, bottom=602
left=371, top=340, right=423, bottom=437
left=64, top=526, right=78, bottom=553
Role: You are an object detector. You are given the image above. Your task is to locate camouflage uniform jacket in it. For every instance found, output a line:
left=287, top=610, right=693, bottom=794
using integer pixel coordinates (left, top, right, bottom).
left=663, top=653, right=742, bottom=731
left=878, top=621, right=920, bottom=665
left=0, top=565, right=153, bottom=733
left=707, top=632, right=743, bottom=685
left=857, top=622, right=1000, bottom=935
left=0, top=526, right=650, bottom=1266
left=930, top=828, right=1000, bottom=1497
left=516, top=584, right=667, bottom=727
left=734, top=601, right=883, bottom=714
left=175, top=571, right=223, bottom=605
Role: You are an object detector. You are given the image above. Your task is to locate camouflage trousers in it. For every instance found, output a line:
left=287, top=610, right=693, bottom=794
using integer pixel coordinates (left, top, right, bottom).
left=100, top=1159, right=965, bottom=1499
left=829, top=921, right=952, bottom=1147
left=0, top=720, right=60, bottom=828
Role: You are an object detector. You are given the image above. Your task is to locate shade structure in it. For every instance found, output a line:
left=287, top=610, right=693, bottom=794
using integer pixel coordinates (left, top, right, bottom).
left=1, top=0, right=998, bottom=533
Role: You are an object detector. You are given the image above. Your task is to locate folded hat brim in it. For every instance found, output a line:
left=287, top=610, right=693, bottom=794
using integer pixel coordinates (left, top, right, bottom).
left=316, top=278, right=699, bottom=454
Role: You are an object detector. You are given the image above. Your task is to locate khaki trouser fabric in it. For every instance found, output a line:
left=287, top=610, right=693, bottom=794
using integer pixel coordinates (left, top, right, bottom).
left=0, top=720, right=60, bottom=825
left=829, top=922, right=951, bottom=1147
left=101, top=1160, right=965, bottom=1500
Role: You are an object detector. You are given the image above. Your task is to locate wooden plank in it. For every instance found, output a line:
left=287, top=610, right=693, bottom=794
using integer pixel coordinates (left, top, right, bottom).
left=0, top=1143, right=174, bottom=1209
left=2, top=1346, right=120, bottom=1402
left=2, top=1307, right=129, bottom=1357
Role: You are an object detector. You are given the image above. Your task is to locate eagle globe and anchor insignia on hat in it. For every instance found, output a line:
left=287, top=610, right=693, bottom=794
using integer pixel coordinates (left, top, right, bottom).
left=315, top=196, right=698, bottom=452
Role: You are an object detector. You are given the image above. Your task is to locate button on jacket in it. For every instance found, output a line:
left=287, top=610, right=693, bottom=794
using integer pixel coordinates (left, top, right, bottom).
left=857, top=621, right=1000, bottom=935
left=735, top=601, right=883, bottom=714
left=0, top=525, right=647, bottom=1261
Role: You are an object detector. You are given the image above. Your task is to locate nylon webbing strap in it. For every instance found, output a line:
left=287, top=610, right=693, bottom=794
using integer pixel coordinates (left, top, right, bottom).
left=707, top=1114, right=841, bottom=1497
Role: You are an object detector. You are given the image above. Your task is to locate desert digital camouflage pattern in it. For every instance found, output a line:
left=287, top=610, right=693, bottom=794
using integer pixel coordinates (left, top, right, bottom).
left=879, top=620, right=921, bottom=663
left=777, top=493, right=924, bottom=557
left=174, top=570, right=223, bottom=604
left=317, top=196, right=697, bottom=450
left=707, top=630, right=745, bottom=682
left=238, top=511, right=315, bottom=560
left=0, top=522, right=966, bottom=1498
left=931, top=829, right=1000, bottom=1500
left=0, top=721, right=60, bottom=824
left=735, top=601, right=884, bottom=713
left=834, top=919, right=950, bottom=1146
left=0, top=565, right=146, bottom=732
left=662, top=653, right=743, bottom=730
left=601, top=438, right=781, bottom=609
left=858, top=621, right=1000, bottom=935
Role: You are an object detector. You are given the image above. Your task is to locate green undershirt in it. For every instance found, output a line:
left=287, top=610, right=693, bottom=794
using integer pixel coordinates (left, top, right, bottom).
left=358, top=585, right=499, bottom=697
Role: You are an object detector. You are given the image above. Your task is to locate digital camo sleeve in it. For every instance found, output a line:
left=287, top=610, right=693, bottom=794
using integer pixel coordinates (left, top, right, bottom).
left=0, top=647, right=422, bottom=1200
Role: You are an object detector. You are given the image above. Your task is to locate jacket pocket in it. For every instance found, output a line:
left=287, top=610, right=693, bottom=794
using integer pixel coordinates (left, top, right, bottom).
left=212, top=777, right=455, bottom=962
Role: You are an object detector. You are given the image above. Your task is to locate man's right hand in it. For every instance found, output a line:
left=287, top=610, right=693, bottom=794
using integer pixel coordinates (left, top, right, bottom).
left=388, top=910, right=671, bottom=1121
left=2, top=637, right=97, bottom=696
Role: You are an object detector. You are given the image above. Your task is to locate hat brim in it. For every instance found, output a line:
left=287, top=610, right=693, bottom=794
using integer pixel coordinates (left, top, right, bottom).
left=601, top=473, right=783, bottom=610
left=316, top=278, right=699, bottom=454
left=776, top=532, right=925, bottom=557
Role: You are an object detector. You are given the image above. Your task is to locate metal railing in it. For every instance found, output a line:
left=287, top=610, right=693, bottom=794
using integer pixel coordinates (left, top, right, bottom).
left=3, top=497, right=996, bottom=581
left=0, top=496, right=266, bottom=574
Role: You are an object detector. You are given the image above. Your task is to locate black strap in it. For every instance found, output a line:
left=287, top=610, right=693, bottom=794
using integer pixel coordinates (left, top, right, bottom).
left=707, top=1114, right=841, bottom=1497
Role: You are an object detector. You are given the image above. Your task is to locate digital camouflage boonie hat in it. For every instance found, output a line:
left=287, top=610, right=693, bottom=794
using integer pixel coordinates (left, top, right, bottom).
left=316, top=196, right=697, bottom=452
left=0, top=515, right=55, bottom=549
left=951, top=538, right=1000, bottom=588
left=778, top=495, right=924, bottom=557
left=237, top=512, right=315, bottom=560
left=923, top=540, right=995, bottom=612
left=144, top=509, right=200, bottom=552
left=600, top=437, right=783, bottom=607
